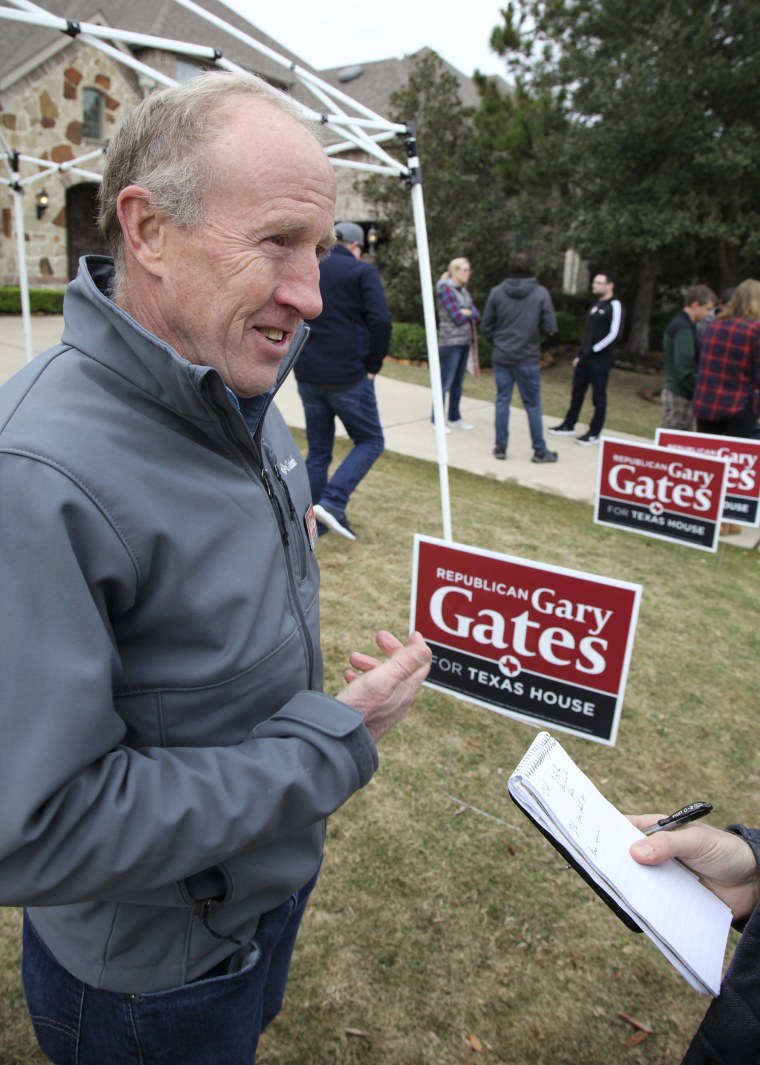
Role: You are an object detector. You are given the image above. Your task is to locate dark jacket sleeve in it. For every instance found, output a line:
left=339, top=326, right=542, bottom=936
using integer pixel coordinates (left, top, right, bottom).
left=592, top=299, right=623, bottom=355
left=540, top=289, right=558, bottom=336
left=680, top=826, right=760, bottom=1065
left=360, top=266, right=392, bottom=375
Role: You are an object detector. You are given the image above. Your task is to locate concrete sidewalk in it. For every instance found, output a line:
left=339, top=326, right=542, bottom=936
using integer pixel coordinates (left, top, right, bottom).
left=2, top=314, right=757, bottom=547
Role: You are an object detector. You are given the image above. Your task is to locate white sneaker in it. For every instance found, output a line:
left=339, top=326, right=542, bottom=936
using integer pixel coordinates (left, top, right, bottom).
left=432, top=422, right=451, bottom=433
left=449, top=419, right=474, bottom=430
left=313, top=503, right=357, bottom=541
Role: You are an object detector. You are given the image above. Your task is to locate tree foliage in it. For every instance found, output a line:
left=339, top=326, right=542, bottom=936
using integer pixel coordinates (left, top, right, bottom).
left=361, top=52, right=514, bottom=324
left=362, top=5, right=759, bottom=354
left=493, top=0, right=760, bottom=353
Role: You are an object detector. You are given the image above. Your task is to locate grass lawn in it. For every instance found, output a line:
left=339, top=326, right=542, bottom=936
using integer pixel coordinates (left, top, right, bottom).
left=1, top=409, right=757, bottom=1064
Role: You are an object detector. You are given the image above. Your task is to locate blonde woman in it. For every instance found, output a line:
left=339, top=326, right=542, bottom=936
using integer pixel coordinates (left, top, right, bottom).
left=694, top=279, right=760, bottom=438
left=434, top=258, right=480, bottom=430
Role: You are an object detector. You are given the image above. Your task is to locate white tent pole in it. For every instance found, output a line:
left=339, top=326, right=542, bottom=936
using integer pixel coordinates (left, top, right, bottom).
left=328, top=159, right=401, bottom=176
left=176, top=0, right=403, bottom=128
left=5, top=0, right=178, bottom=87
left=0, top=7, right=227, bottom=58
left=8, top=156, right=33, bottom=363
left=10, top=165, right=104, bottom=184
left=325, top=131, right=399, bottom=154
left=0, top=3, right=453, bottom=550
left=297, top=78, right=408, bottom=175
left=18, top=146, right=106, bottom=169
left=405, top=128, right=453, bottom=542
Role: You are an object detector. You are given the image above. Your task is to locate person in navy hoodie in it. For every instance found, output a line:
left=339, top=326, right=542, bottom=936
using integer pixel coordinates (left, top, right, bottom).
left=295, top=222, right=392, bottom=540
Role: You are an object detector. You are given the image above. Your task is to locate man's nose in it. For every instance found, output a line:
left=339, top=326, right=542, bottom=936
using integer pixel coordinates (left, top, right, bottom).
left=276, top=256, right=323, bottom=321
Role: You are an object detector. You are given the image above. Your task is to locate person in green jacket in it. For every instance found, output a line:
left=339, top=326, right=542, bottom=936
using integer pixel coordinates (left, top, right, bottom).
left=661, top=284, right=716, bottom=429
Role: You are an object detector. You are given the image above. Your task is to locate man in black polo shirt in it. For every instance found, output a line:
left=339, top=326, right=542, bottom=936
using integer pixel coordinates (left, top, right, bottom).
left=550, top=272, right=624, bottom=445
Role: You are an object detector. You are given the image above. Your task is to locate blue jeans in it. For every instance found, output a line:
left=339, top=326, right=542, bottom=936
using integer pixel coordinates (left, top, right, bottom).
left=433, top=344, right=470, bottom=423
left=564, top=358, right=612, bottom=436
left=298, top=377, right=384, bottom=515
left=493, top=362, right=547, bottom=453
left=22, top=869, right=318, bottom=1065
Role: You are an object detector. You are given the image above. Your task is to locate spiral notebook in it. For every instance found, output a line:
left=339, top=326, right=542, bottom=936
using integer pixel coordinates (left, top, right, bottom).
left=508, top=731, right=732, bottom=995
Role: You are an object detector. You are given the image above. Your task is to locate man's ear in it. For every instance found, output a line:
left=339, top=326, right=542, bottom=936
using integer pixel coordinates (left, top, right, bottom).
left=116, top=185, right=166, bottom=277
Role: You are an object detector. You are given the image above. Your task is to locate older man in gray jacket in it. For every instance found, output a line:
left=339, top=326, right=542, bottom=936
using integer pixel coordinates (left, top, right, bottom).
left=0, top=73, right=430, bottom=1065
left=481, top=251, right=558, bottom=463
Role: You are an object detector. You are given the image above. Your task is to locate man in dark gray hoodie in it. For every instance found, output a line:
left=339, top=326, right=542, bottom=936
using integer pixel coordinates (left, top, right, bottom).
left=481, top=252, right=558, bottom=463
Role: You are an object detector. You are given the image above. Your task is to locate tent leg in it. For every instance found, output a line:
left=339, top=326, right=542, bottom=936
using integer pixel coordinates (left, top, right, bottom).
left=11, top=182, right=34, bottom=363
left=409, top=168, right=453, bottom=543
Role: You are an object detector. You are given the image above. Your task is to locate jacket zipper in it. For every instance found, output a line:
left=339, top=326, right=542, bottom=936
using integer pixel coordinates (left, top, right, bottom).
left=198, top=363, right=316, bottom=684
left=269, top=451, right=308, bottom=582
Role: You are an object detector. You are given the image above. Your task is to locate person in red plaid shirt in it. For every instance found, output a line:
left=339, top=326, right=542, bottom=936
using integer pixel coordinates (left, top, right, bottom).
left=693, top=279, right=760, bottom=438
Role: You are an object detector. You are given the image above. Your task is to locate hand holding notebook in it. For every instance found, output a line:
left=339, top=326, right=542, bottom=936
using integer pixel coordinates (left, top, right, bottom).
left=508, top=731, right=732, bottom=995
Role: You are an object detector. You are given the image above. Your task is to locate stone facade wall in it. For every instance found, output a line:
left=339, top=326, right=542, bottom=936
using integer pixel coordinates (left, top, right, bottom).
left=1, top=40, right=141, bottom=286
left=1, top=41, right=387, bottom=286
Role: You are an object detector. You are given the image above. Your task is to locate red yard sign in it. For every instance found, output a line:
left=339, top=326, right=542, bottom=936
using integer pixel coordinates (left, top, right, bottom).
left=410, top=536, right=641, bottom=746
left=595, top=438, right=729, bottom=551
left=656, top=429, right=760, bottom=527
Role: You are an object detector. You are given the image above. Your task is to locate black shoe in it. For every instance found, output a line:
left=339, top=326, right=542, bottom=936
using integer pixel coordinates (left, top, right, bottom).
left=493, top=446, right=506, bottom=460
left=575, top=432, right=599, bottom=446
left=532, top=449, right=558, bottom=463
left=549, top=423, right=575, bottom=436
left=316, top=521, right=330, bottom=539
left=313, top=503, right=357, bottom=541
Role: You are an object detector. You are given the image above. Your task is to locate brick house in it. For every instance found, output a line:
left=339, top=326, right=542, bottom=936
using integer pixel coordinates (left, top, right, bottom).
left=0, top=1, right=489, bottom=286
left=0, top=0, right=320, bottom=286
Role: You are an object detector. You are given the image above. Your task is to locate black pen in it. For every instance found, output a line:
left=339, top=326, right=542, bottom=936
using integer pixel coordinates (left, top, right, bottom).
left=643, top=801, right=713, bottom=835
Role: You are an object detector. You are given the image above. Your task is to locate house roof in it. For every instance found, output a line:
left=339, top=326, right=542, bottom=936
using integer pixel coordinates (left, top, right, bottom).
left=317, top=48, right=503, bottom=119
left=0, top=0, right=317, bottom=97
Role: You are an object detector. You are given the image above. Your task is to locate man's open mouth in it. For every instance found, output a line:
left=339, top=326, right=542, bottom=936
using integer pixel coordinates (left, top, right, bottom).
left=260, top=328, right=286, bottom=343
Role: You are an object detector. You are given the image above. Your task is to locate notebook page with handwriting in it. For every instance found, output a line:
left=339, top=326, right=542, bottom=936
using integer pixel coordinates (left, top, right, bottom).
left=508, top=732, right=732, bottom=995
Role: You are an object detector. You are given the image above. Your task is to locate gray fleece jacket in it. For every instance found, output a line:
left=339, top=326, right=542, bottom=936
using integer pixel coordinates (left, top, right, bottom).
left=0, top=257, right=378, bottom=993
left=481, top=275, right=557, bottom=365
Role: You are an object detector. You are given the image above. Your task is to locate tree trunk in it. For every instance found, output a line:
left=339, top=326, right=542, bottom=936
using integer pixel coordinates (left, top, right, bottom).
left=718, top=240, right=739, bottom=294
left=624, top=253, right=655, bottom=360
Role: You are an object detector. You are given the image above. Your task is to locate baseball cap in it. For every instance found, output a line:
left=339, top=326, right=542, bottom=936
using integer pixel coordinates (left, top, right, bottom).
left=335, top=221, right=365, bottom=248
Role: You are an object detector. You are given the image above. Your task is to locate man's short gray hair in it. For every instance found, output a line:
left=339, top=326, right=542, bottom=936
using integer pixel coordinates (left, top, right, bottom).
left=99, top=72, right=316, bottom=281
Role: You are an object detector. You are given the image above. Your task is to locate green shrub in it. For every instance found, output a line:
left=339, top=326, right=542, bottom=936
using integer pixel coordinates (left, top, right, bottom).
left=553, top=309, right=585, bottom=347
left=389, top=321, right=427, bottom=362
left=0, top=287, right=65, bottom=314
left=550, top=291, right=590, bottom=316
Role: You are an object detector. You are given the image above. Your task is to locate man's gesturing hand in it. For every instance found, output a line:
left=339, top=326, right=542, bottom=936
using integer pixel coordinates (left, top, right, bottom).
left=336, top=630, right=432, bottom=742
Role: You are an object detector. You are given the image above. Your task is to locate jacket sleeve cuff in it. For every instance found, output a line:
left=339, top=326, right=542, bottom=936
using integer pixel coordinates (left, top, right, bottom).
left=253, top=691, right=379, bottom=788
left=725, top=825, right=760, bottom=931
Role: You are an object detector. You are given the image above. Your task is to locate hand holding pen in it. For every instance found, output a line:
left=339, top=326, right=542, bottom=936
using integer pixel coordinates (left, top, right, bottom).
left=643, top=801, right=713, bottom=835
left=628, top=807, right=760, bottom=920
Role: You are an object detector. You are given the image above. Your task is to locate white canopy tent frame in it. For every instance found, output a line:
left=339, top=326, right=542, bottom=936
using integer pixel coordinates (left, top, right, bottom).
left=0, top=0, right=454, bottom=540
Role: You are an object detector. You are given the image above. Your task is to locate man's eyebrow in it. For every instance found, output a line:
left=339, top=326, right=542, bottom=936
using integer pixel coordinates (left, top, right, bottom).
left=263, top=216, right=330, bottom=237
